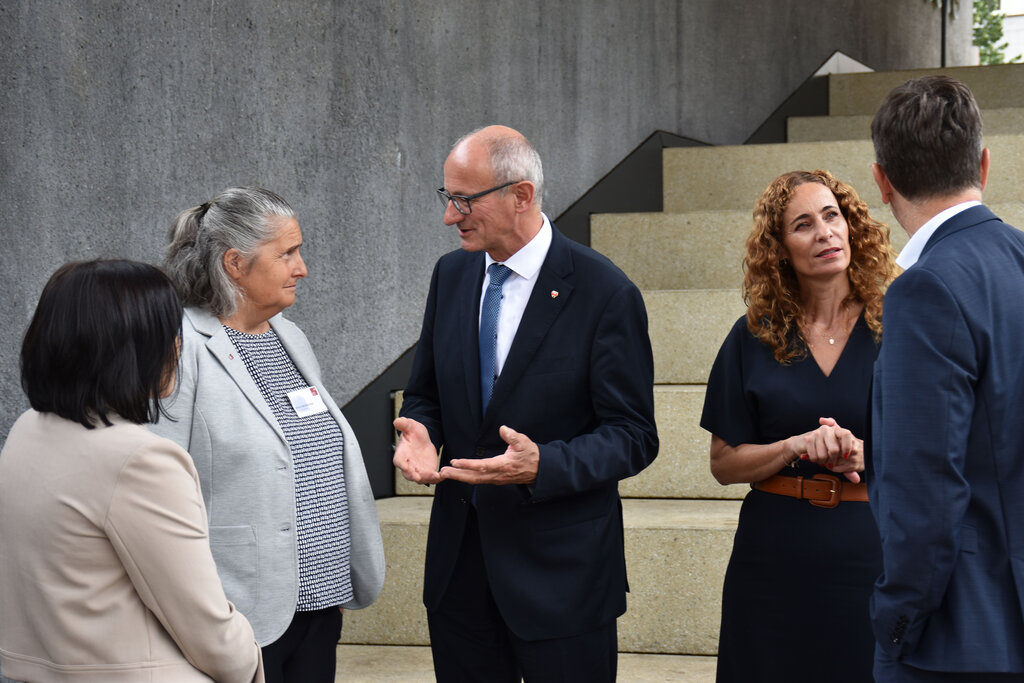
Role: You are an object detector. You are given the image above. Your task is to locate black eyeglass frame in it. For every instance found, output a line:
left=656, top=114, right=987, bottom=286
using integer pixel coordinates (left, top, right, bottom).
left=436, top=181, right=520, bottom=215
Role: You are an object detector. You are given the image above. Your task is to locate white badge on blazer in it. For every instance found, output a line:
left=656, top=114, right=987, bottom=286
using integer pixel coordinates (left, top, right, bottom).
left=287, top=386, right=329, bottom=417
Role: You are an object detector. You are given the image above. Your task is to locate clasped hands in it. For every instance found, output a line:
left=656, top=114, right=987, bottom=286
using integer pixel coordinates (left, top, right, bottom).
left=784, top=417, right=864, bottom=483
left=392, top=417, right=539, bottom=486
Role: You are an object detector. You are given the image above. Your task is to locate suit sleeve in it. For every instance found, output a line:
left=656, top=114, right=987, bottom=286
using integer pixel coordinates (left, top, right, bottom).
left=532, top=282, right=659, bottom=498
left=870, top=267, right=976, bottom=657
left=399, top=260, right=445, bottom=449
left=105, top=438, right=263, bottom=683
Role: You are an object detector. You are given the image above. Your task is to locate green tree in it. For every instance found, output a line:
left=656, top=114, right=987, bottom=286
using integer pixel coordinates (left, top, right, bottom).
left=974, top=0, right=1022, bottom=64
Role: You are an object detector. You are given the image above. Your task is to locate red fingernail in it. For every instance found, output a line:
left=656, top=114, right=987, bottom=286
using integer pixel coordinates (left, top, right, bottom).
left=826, top=463, right=833, bottom=469
left=844, top=452, right=850, bottom=459
left=800, top=454, right=808, bottom=460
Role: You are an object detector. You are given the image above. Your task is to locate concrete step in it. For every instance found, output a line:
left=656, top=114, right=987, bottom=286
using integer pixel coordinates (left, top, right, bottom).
left=645, top=289, right=745, bottom=385
left=787, top=107, right=1024, bottom=143
left=619, top=499, right=738, bottom=654
left=827, top=63, right=1024, bottom=116
left=335, top=644, right=718, bottom=682
left=622, top=386, right=745, bottom=500
left=340, top=497, right=741, bottom=656
left=662, top=134, right=1024, bottom=213
left=594, top=210, right=755, bottom=291
left=394, top=385, right=749, bottom=501
left=593, top=209, right=906, bottom=291
left=593, top=202, right=1024, bottom=292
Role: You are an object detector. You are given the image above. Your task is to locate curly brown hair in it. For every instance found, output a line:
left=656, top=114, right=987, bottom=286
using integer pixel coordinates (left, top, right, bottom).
left=743, top=169, right=898, bottom=363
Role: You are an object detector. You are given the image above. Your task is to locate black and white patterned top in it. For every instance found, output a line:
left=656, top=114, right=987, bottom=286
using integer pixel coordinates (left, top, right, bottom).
left=224, top=325, right=353, bottom=611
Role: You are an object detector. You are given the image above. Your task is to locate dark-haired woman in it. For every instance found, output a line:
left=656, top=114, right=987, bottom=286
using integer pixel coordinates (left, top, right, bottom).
left=0, top=260, right=263, bottom=683
left=701, top=170, right=899, bottom=682
left=153, top=187, right=384, bottom=683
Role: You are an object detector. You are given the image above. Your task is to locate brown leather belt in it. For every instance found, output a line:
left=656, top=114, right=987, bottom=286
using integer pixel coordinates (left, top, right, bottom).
left=752, top=474, right=868, bottom=508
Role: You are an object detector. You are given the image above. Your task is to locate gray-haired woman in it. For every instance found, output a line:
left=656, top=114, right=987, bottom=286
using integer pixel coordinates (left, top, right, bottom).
left=153, top=187, right=385, bottom=683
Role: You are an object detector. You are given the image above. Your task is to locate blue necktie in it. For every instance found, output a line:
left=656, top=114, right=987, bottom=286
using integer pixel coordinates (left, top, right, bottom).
left=479, top=263, right=512, bottom=412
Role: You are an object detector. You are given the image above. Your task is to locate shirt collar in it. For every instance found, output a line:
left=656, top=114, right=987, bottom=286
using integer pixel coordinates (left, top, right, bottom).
left=896, top=200, right=981, bottom=269
left=484, top=213, right=553, bottom=280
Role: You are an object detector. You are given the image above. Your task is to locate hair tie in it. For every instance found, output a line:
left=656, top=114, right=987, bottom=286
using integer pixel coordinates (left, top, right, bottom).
left=197, top=201, right=212, bottom=223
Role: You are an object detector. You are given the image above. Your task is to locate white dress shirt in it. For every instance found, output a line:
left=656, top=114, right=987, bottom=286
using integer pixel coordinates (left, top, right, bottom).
left=896, top=200, right=981, bottom=269
left=479, top=213, right=553, bottom=376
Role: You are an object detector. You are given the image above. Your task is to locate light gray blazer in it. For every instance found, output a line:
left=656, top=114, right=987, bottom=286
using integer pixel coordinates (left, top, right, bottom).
left=151, top=307, right=385, bottom=646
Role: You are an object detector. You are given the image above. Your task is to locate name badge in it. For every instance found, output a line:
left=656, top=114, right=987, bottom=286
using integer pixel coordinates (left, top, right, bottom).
left=286, top=386, right=329, bottom=417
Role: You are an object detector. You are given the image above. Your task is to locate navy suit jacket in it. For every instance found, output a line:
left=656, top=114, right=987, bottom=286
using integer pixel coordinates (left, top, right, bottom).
left=400, top=226, right=658, bottom=641
left=870, top=205, right=1024, bottom=673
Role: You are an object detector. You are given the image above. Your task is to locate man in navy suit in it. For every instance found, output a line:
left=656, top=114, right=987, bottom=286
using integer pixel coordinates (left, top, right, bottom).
left=393, top=125, right=658, bottom=682
left=869, top=76, right=1024, bottom=681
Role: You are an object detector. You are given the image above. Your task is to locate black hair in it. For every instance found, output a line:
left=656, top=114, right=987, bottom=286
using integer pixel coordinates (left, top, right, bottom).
left=20, top=259, right=183, bottom=429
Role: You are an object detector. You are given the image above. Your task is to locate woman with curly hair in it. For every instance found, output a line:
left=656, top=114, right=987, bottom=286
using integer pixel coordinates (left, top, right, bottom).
left=701, top=170, right=898, bottom=682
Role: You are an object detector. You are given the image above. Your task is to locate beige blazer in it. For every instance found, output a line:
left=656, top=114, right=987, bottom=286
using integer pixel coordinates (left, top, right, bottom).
left=0, top=410, right=264, bottom=683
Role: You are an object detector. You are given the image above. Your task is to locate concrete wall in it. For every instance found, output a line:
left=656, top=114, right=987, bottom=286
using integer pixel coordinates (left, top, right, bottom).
left=0, top=1, right=971, bottom=442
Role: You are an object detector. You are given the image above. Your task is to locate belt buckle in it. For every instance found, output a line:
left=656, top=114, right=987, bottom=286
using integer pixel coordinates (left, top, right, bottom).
left=809, top=473, right=841, bottom=508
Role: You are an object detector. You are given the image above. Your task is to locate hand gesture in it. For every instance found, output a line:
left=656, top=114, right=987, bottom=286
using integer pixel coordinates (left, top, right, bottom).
left=442, top=425, right=540, bottom=485
left=393, top=417, right=443, bottom=485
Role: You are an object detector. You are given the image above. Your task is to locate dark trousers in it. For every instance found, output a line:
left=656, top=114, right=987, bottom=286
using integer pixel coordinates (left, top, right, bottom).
left=427, top=507, right=617, bottom=683
left=262, top=607, right=343, bottom=683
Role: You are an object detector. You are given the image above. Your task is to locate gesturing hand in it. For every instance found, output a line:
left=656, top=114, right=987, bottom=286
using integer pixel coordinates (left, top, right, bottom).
left=442, top=425, right=540, bottom=485
left=393, top=416, right=443, bottom=485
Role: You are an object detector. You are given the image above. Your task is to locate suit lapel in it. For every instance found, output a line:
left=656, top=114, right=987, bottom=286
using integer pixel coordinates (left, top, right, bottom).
left=460, top=254, right=488, bottom=425
left=272, top=315, right=318, bottom=386
left=187, top=308, right=289, bottom=447
left=483, top=230, right=574, bottom=425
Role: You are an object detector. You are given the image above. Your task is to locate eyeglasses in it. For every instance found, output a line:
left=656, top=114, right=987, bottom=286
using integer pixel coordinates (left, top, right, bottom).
left=436, top=181, right=519, bottom=215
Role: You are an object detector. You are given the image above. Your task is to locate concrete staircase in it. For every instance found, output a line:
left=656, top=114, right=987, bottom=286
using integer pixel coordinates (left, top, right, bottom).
left=336, top=64, right=1024, bottom=681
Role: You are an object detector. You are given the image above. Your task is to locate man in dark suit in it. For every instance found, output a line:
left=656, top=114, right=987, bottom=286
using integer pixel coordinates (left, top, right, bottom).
left=869, top=76, right=1024, bottom=681
left=393, top=125, right=658, bottom=682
